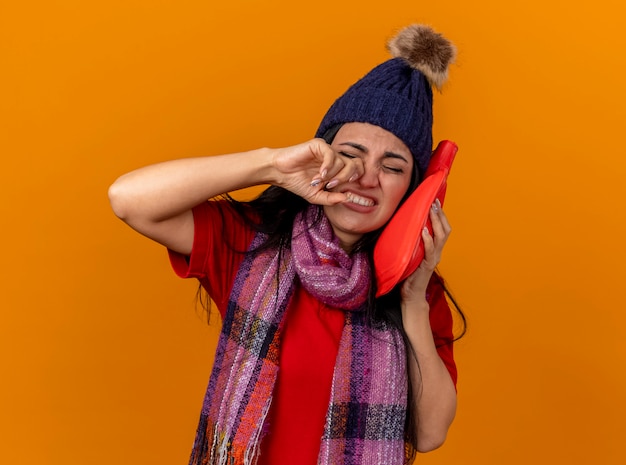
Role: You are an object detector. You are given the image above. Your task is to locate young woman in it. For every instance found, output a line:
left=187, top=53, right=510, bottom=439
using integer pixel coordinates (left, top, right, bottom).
left=109, top=24, right=463, bottom=465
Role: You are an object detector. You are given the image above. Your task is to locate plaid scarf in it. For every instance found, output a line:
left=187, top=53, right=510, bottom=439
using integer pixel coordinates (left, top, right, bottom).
left=189, top=206, right=408, bottom=465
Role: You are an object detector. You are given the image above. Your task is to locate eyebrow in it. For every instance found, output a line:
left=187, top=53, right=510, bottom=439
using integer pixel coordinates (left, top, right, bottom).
left=338, top=142, right=410, bottom=164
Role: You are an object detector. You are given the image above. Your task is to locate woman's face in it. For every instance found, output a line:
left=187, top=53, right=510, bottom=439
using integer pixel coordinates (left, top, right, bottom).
left=323, top=122, right=414, bottom=250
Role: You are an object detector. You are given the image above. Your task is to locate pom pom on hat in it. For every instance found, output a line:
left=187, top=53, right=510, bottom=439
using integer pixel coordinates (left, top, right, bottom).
left=315, top=24, right=456, bottom=177
left=387, top=24, right=456, bottom=91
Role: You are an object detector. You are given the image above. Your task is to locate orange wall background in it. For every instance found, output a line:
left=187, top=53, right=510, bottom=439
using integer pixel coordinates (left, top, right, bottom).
left=2, top=1, right=625, bottom=464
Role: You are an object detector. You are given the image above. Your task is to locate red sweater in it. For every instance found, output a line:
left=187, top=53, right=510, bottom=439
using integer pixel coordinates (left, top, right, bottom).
left=169, top=201, right=457, bottom=465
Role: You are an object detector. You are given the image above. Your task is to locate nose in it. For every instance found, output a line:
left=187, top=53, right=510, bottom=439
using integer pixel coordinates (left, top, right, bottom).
left=358, top=163, right=380, bottom=188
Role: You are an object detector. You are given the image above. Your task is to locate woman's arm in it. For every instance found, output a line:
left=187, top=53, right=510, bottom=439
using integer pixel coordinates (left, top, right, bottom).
left=108, top=139, right=364, bottom=254
left=109, top=149, right=274, bottom=254
left=400, top=200, right=457, bottom=452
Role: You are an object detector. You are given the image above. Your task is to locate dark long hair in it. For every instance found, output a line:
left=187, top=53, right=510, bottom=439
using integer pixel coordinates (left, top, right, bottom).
left=200, top=125, right=466, bottom=460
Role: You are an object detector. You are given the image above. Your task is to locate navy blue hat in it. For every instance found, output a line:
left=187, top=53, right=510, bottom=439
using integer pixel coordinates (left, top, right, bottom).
left=315, top=25, right=456, bottom=177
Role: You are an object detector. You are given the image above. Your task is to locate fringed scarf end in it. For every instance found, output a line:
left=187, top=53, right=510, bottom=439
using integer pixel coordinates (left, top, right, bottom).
left=191, top=398, right=272, bottom=465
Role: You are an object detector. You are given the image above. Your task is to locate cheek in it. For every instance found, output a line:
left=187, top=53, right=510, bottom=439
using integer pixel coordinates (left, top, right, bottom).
left=377, top=182, right=411, bottom=227
left=388, top=178, right=412, bottom=208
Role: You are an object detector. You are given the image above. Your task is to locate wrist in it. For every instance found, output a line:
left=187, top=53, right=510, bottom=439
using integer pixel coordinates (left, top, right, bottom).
left=252, top=147, right=281, bottom=185
left=401, top=299, right=430, bottom=326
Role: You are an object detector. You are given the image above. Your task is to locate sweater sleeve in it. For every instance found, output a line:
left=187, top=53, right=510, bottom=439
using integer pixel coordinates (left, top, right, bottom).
left=167, top=200, right=254, bottom=319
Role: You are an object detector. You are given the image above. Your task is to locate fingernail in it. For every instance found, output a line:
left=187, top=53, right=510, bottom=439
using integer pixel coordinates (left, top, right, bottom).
left=348, top=174, right=358, bottom=183
left=310, top=178, right=322, bottom=187
left=321, top=169, right=328, bottom=179
left=431, top=202, right=438, bottom=212
left=422, top=227, right=429, bottom=236
left=435, top=198, right=441, bottom=208
left=325, top=179, right=338, bottom=189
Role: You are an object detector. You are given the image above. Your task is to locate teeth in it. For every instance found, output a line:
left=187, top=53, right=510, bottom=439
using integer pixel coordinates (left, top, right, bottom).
left=346, top=192, right=375, bottom=207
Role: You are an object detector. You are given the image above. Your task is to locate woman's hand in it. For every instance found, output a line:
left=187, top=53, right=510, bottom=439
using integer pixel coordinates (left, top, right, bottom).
left=400, top=199, right=452, bottom=306
left=271, top=138, right=364, bottom=206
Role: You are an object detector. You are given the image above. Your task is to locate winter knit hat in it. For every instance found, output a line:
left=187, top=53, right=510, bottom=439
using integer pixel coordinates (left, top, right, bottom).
left=315, top=24, right=456, bottom=177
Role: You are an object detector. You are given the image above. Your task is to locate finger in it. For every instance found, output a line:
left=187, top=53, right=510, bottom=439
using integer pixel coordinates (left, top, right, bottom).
left=323, top=157, right=364, bottom=190
left=420, top=226, right=437, bottom=269
left=429, top=205, right=446, bottom=243
left=311, top=190, right=347, bottom=206
left=311, top=140, right=338, bottom=184
left=422, top=226, right=434, bottom=249
left=430, top=203, right=451, bottom=247
left=434, top=198, right=452, bottom=235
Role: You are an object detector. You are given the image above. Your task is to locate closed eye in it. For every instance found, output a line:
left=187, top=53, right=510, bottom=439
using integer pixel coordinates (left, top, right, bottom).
left=381, top=153, right=408, bottom=174
left=340, top=152, right=405, bottom=173
left=383, top=165, right=404, bottom=173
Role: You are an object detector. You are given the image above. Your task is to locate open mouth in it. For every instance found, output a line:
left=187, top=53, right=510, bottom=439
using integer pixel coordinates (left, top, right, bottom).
left=345, top=192, right=375, bottom=207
